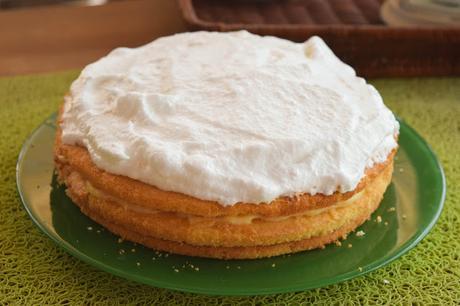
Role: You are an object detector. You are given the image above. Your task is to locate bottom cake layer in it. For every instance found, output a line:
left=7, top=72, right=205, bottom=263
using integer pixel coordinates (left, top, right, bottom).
left=56, top=137, right=393, bottom=259
left=60, top=172, right=389, bottom=259
left=77, top=200, right=379, bottom=259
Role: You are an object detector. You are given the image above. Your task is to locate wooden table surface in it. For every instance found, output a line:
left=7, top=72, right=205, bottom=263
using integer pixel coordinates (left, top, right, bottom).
left=0, top=0, right=187, bottom=76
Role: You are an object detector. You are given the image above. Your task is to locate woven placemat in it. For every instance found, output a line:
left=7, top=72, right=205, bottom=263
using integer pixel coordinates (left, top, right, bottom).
left=0, top=71, right=459, bottom=304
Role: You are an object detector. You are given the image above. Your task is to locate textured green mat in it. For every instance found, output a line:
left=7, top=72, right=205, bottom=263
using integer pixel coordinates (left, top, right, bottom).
left=1, top=71, right=459, bottom=304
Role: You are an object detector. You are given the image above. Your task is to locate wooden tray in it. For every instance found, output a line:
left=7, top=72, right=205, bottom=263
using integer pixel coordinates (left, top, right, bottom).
left=178, top=0, right=460, bottom=77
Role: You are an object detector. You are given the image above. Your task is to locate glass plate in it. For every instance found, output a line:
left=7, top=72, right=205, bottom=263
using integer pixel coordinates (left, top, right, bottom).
left=16, top=114, right=445, bottom=296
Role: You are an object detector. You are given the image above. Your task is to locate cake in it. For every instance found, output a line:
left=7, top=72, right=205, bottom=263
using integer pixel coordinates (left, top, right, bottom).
left=54, top=31, right=399, bottom=259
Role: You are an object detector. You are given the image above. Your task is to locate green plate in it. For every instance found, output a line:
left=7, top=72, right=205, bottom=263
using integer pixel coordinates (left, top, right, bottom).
left=16, top=113, right=445, bottom=296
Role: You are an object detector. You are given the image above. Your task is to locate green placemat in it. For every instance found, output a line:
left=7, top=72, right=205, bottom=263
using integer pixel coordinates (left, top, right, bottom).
left=1, top=71, right=459, bottom=304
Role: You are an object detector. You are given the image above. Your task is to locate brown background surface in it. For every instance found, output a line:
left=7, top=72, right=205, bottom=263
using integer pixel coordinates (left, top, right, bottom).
left=0, top=0, right=186, bottom=76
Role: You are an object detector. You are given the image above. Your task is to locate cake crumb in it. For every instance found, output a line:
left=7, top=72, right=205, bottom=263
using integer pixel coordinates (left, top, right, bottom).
left=164, top=253, right=169, bottom=258
left=195, top=267, right=200, bottom=271
left=402, top=214, right=407, bottom=220
left=335, top=241, right=342, bottom=247
left=348, top=243, right=353, bottom=248
left=87, top=226, right=93, bottom=231
left=136, top=262, right=141, bottom=267
left=383, top=279, right=390, bottom=284
left=118, top=249, right=125, bottom=255
left=237, top=266, right=241, bottom=270
left=117, top=238, right=124, bottom=243
left=358, top=267, right=363, bottom=272
left=356, top=230, right=365, bottom=237
left=384, top=221, right=389, bottom=226
left=271, top=263, right=276, bottom=268
left=387, top=207, right=396, bottom=212
left=131, top=248, right=136, bottom=253
left=174, top=269, right=179, bottom=273
left=226, top=266, right=230, bottom=269
left=152, top=257, right=156, bottom=260
left=376, top=216, right=382, bottom=223
left=96, top=230, right=101, bottom=234
left=399, top=168, right=404, bottom=172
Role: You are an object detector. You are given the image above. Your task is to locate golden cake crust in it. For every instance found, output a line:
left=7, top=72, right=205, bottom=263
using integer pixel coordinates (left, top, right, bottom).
left=55, top=107, right=395, bottom=218
left=58, top=162, right=390, bottom=259
left=76, top=203, right=379, bottom=259
left=60, top=159, right=392, bottom=248
left=54, top=107, right=396, bottom=258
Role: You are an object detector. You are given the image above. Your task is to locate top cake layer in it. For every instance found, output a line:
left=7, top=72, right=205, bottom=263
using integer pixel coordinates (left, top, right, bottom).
left=61, top=31, right=399, bottom=205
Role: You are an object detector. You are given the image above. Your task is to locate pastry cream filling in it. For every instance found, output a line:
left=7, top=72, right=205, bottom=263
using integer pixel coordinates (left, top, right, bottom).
left=86, top=182, right=364, bottom=225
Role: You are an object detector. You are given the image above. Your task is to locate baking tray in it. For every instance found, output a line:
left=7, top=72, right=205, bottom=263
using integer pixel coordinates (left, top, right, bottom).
left=178, top=0, right=460, bottom=77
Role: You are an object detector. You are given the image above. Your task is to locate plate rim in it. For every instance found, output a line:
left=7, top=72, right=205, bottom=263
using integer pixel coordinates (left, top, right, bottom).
left=16, top=113, right=446, bottom=296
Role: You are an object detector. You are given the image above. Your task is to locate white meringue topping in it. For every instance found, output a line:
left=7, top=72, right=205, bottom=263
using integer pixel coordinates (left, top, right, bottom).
left=61, top=31, right=399, bottom=205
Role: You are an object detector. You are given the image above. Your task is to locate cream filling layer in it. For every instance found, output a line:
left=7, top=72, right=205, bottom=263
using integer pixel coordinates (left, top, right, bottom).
left=86, top=182, right=363, bottom=225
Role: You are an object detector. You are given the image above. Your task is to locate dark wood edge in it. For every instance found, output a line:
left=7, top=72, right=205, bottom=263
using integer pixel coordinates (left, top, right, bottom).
left=177, top=0, right=460, bottom=77
left=177, top=0, right=460, bottom=37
